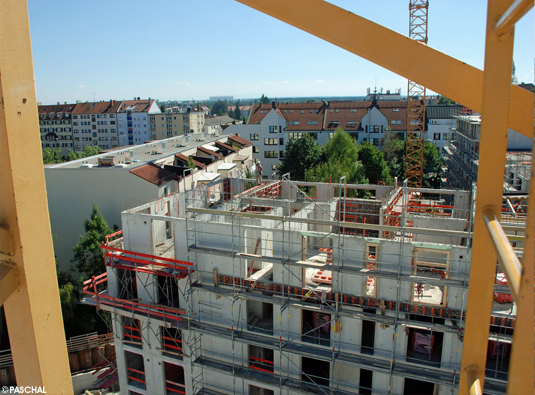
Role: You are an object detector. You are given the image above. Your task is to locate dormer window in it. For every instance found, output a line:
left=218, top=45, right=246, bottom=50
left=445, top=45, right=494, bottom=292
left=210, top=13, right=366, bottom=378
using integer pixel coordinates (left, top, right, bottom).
left=49, top=113, right=54, bottom=118
left=65, top=113, right=70, bottom=118
left=57, top=112, right=62, bottom=118
left=40, top=114, right=45, bottom=119
left=393, top=108, right=399, bottom=112
left=351, top=109, right=356, bottom=113
left=308, top=121, right=318, bottom=125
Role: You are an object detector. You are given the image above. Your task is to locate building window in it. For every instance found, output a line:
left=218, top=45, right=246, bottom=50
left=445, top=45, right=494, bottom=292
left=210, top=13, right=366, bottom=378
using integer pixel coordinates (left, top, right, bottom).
left=280, top=150, right=284, bottom=158
left=269, top=126, right=278, bottom=133
left=434, top=133, right=441, bottom=140
left=250, top=133, right=259, bottom=140
left=272, top=165, right=277, bottom=170
left=393, top=108, right=399, bottom=112
left=288, top=132, right=303, bottom=140
left=264, top=151, right=278, bottom=158
left=300, top=110, right=304, bottom=114
left=279, top=138, right=284, bottom=145
left=308, top=121, right=318, bottom=125
left=253, top=146, right=259, bottom=153
left=289, top=121, right=300, bottom=125
left=264, top=138, right=278, bottom=145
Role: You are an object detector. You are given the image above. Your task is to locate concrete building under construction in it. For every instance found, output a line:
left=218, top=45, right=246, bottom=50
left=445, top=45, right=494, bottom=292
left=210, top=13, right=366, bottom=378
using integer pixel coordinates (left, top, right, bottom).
left=82, top=177, right=522, bottom=395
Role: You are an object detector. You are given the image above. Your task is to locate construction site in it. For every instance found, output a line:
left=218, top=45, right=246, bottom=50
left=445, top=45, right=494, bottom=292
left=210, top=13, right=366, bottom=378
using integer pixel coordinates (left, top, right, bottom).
left=81, top=176, right=524, bottom=395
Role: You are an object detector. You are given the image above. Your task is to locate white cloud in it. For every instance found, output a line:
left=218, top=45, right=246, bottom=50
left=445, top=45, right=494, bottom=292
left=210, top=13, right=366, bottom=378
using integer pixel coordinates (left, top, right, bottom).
left=78, top=85, right=86, bottom=88
left=314, top=79, right=326, bottom=84
left=176, top=81, right=192, bottom=87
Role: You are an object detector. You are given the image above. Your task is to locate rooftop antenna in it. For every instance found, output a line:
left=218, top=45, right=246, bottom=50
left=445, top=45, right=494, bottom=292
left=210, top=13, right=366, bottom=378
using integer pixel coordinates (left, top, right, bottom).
left=92, top=91, right=96, bottom=101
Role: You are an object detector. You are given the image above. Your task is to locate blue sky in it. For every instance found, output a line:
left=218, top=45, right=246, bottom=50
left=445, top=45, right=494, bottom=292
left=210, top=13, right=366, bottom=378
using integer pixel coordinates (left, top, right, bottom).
left=28, top=1, right=533, bottom=103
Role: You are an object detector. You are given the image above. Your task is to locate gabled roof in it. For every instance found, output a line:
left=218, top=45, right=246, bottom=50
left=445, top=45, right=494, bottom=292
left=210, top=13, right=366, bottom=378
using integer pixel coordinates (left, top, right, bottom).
left=198, top=145, right=223, bottom=159
left=130, top=163, right=178, bottom=186
left=175, top=153, right=206, bottom=169
left=228, top=134, right=253, bottom=147
left=72, top=100, right=122, bottom=115
left=373, top=101, right=407, bottom=131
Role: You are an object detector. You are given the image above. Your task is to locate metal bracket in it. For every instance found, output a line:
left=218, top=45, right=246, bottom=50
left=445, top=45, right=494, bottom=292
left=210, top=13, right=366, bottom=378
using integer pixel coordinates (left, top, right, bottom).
left=0, top=261, right=19, bottom=306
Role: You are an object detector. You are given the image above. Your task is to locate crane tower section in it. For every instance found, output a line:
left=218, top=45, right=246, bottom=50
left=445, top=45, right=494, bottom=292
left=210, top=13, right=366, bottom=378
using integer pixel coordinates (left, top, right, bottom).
left=405, top=0, right=429, bottom=187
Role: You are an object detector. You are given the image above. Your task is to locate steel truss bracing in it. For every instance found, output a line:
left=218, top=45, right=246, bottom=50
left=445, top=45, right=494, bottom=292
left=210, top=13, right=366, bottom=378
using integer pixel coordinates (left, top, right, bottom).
left=405, top=0, right=429, bottom=188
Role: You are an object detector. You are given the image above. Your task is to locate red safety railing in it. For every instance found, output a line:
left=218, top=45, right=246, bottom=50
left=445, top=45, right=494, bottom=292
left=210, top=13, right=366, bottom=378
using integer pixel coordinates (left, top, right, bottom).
left=162, top=336, right=183, bottom=354
left=101, top=233, right=193, bottom=279
left=166, top=380, right=186, bottom=394
left=249, top=356, right=274, bottom=373
left=127, top=367, right=146, bottom=386
left=82, top=273, right=186, bottom=325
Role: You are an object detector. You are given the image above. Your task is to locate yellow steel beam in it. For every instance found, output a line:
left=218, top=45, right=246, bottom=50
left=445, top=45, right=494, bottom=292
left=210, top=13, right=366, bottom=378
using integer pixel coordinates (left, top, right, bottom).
left=0, top=262, right=19, bottom=306
left=459, top=0, right=517, bottom=393
left=235, top=0, right=534, bottom=139
left=483, top=209, right=521, bottom=302
left=0, top=1, right=73, bottom=393
left=494, top=0, right=534, bottom=36
left=506, top=140, right=534, bottom=393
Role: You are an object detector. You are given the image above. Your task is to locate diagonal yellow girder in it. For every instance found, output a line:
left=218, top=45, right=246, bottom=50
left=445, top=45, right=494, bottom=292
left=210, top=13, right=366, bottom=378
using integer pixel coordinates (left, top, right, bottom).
left=236, top=0, right=534, bottom=139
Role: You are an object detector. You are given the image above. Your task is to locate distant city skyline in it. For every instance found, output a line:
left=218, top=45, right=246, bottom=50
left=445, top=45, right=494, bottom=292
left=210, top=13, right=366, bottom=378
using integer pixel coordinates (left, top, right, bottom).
left=29, top=1, right=533, bottom=104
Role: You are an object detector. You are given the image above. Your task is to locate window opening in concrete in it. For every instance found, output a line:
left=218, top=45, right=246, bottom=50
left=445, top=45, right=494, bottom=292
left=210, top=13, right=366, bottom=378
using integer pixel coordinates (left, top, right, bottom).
left=298, top=185, right=316, bottom=199
left=249, top=385, right=274, bottom=395
left=152, top=219, right=174, bottom=257
left=365, top=243, right=378, bottom=297
left=406, top=327, right=443, bottom=367
left=160, top=326, right=183, bottom=357
left=247, top=300, right=273, bottom=335
left=302, top=310, right=331, bottom=346
left=359, top=369, right=373, bottom=395
left=123, top=317, right=142, bottom=347
left=249, top=345, right=274, bottom=373
left=361, top=310, right=376, bottom=355
left=164, top=361, right=185, bottom=395
left=412, top=249, right=450, bottom=306
left=403, top=378, right=435, bottom=395
left=158, top=276, right=180, bottom=308
left=485, top=340, right=511, bottom=380
left=301, top=356, right=330, bottom=388
left=116, top=268, right=137, bottom=300
left=335, top=198, right=380, bottom=237
left=125, top=350, right=146, bottom=390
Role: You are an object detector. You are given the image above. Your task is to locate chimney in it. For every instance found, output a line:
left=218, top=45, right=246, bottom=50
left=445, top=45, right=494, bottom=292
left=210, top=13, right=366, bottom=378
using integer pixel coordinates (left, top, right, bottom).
left=272, top=101, right=276, bottom=110
left=57, top=102, right=60, bottom=105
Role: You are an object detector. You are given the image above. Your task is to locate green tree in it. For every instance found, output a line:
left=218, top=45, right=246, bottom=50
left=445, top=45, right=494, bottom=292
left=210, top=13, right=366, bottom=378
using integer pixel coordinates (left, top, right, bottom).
left=228, top=110, right=236, bottom=119
left=42, top=147, right=63, bottom=164
left=358, top=141, right=393, bottom=185
left=212, top=100, right=227, bottom=116
left=72, top=203, right=113, bottom=279
left=186, top=156, right=196, bottom=169
left=436, top=96, right=455, bottom=105
left=423, top=141, right=444, bottom=188
left=277, top=133, right=324, bottom=181
left=259, top=94, right=270, bottom=104
left=67, top=145, right=100, bottom=161
left=234, top=101, right=242, bottom=120
left=383, top=139, right=405, bottom=181
left=305, top=128, right=366, bottom=185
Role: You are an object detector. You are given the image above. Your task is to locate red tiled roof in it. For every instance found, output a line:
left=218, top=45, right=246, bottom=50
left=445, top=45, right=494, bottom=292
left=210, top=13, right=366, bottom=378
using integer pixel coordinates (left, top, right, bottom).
left=71, top=100, right=122, bottom=115
left=324, top=101, right=371, bottom=131
left=38, top=103, right=77, bottom=120
left=130, top=163, right=178, bottom=186
left=118, top=99, right=155, bottom=113
left=227, top=134, right=253, bottom=147
left=214, top=141, right=238, bottom=153
left=198, top=145, right=223, bottom=159
left=175, top=153, right=206, bottom=169
left=375, top=102, right=407, bottom=131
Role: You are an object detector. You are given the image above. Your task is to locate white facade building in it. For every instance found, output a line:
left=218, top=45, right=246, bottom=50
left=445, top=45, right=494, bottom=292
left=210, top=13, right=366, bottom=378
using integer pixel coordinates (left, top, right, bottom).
left=118, top=99, right=161, bottom=146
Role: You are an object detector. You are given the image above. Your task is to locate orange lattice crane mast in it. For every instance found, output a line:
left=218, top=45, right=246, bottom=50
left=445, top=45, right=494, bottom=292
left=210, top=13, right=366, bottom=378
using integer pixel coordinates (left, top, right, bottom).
left=405, top=0, right=429, bottom=187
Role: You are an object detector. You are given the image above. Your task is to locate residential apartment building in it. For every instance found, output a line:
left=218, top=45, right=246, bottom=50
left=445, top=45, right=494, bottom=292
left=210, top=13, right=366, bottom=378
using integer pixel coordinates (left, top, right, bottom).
left=227, top=100, right=407, bottom=178
left=82, top=178, right=517, bottom=395
left=71, top=100, right=122, bottom=152
left=444, top=114, right=532, bottom=192
left=38, top=102, right=76, bottom=156
left=424, top=105, right=463, bottom=151
left=148, top=109, right=206, bottom=141
left=117, top=98, right=161, bottom=146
